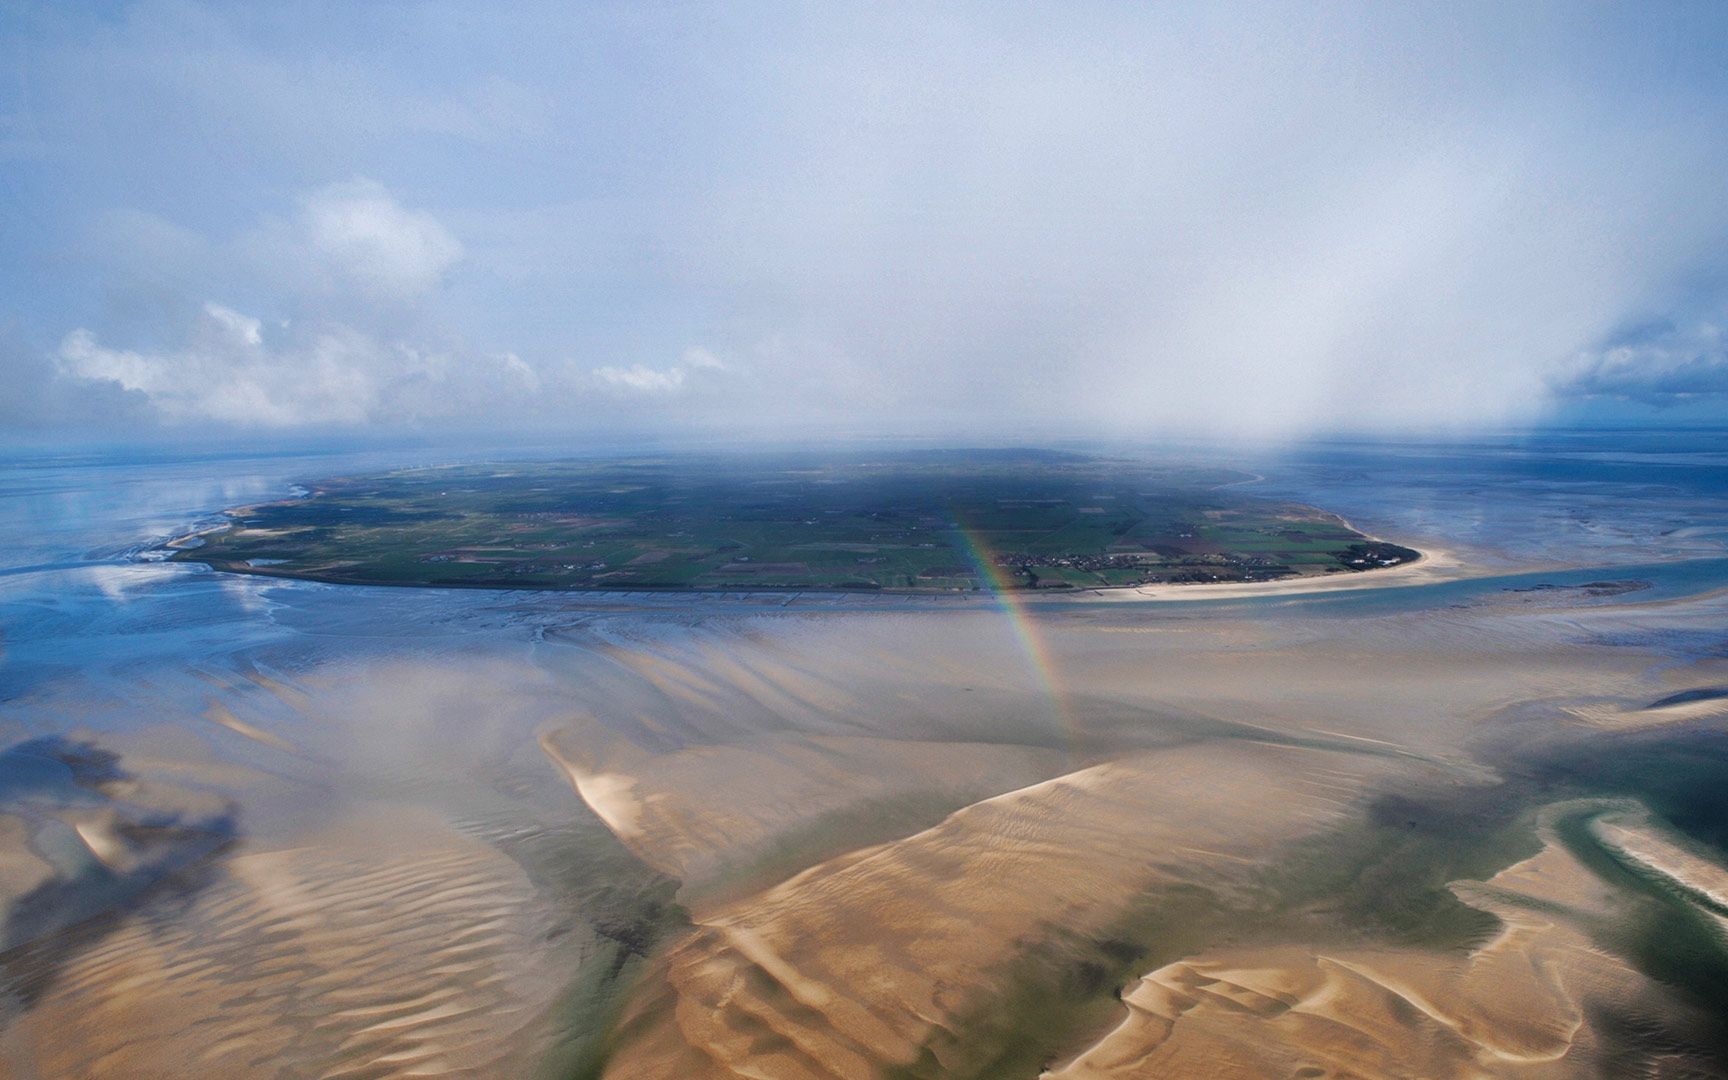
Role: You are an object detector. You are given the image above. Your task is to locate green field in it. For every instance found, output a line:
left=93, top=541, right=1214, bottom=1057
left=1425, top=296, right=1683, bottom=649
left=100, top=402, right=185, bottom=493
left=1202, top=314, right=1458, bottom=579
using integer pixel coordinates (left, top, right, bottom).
left=171, top=450, right=1418, bottom=592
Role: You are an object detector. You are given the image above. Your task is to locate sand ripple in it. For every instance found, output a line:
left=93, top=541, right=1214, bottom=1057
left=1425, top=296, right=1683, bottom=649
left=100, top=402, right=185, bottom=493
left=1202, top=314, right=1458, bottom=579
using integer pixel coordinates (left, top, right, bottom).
left=600, top=741, right=1409, bottom=1078
left=1049, top=815, right=1716, bottom=1079
left=0, top=813, right=569, bottom=1079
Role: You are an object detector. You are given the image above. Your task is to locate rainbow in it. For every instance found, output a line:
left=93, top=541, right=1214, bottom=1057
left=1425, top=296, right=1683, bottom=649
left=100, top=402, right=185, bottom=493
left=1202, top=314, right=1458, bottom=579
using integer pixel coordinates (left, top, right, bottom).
left=947, top=513, right=1078, bottom=762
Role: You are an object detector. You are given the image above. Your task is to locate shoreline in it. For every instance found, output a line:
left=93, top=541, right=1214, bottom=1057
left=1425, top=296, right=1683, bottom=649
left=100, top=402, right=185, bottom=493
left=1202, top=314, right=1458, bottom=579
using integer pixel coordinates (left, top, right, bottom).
left=1097, top=542, right=1471, bottom=602
left=157, top=463, right=1446, bottom=605
left=166, top=542, right=1465, bottom=604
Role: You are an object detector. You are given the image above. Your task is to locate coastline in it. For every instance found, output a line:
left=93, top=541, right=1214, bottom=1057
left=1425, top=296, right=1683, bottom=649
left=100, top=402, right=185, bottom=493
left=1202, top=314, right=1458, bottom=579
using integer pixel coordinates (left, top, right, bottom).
left=157, top=461, right=1449, bottom=604
left=1098, top=543, right=1469, bottom=602
left=167, top=539, right=1463, bottom=603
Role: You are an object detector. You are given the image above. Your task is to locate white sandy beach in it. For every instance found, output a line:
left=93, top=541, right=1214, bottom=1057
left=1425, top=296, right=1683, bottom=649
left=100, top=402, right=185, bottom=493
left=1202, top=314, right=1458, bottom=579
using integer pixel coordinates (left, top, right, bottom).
left=1092, top=543, right=1475, bottom=602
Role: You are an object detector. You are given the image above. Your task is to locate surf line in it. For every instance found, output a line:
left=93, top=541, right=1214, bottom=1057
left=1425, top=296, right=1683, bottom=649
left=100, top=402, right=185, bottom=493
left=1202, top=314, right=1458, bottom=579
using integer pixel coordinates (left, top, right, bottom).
left=948, top=512, right=1079, bottom=765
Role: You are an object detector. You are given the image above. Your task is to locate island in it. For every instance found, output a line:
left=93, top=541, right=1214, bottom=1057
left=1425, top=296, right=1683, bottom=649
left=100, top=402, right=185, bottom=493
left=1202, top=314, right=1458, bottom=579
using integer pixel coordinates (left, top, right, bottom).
left=168, top=450, right=1419, bottom=592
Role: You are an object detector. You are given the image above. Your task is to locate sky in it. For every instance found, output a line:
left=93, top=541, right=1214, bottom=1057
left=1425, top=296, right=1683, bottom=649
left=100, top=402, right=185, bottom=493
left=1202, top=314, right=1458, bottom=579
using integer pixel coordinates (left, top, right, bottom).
left=3, top=1, right=1728, bottom=445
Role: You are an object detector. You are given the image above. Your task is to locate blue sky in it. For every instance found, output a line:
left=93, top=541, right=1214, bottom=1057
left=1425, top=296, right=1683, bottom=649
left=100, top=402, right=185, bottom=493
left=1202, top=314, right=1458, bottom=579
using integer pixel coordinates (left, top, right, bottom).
left=3, top=1, right=1728, bottom=442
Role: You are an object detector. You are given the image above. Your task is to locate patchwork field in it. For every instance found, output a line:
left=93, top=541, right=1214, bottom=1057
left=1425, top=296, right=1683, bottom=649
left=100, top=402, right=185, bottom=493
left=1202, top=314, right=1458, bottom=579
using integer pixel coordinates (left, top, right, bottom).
left=170, top=451, right=1417, bottom=592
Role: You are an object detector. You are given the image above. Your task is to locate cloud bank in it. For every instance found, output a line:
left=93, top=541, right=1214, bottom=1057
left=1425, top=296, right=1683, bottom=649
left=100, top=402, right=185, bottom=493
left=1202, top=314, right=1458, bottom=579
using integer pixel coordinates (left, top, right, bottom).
left=1561, top=320, right=1728, bottom=405
left=6, top=2, right=1728, bottom=440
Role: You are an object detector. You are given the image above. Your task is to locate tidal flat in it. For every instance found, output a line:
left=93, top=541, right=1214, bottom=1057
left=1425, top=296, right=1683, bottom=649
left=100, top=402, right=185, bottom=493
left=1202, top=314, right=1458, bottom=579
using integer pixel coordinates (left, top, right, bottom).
left=3, top=434, right=1728, bottom=1078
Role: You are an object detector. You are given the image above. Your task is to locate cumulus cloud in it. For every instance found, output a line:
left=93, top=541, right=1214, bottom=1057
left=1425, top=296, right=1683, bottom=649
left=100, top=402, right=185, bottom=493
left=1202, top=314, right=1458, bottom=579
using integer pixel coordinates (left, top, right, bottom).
left=49, top=179, right=476, bottom=427
left=54, top=170, right=728, bottom=426
left=59, top=303, right=382, bottom=427
left=593, top=364, right=684, bottom=392
left=591, top=347, right=728, bottom=394
left=48, top=162, right=746, bottom=428
left=680, top=347, right=726, bottom=371
left=291, top=179, right=463, bottom=300
left=1556, top=320, right=1728, bottom=405
left=236, top=178, right=464, bottom=306
left=56, top=302, right=563, bottom=429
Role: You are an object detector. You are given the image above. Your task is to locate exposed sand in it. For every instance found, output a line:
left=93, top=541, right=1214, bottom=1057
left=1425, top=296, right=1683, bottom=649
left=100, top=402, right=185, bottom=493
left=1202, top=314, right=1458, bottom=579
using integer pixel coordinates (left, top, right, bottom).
left=1565, top=694, right=1728, bottom=730
left=596, top=741, right=1425, bottom=1078
left=1047, top=815, right=1713, bottom=1079
left=0, top=806, right=576, bottom=1079
left=1592, top=809, right=1728, bottom=914
left=540, top=720, right=1067, bottom=888
left=7, top=569, right=1726, bottom=1077
left=1095, top=542, right=1474, bottom=602
left=204, top=700, right=300, bottom=753
left=522, top=586, right=1719, bottom=1078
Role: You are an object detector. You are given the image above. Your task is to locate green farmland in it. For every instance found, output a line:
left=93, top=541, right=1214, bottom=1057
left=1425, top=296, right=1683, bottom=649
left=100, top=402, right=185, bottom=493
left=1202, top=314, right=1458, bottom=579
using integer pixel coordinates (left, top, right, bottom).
left=171, top=450, right=1418, bottom=592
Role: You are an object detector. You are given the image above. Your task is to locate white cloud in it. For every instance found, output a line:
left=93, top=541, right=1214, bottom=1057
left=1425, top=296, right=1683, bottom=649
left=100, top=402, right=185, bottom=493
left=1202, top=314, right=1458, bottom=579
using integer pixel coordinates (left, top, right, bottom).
left=498, top=351, right=541, bottom=391
left=53, top=183, right=504, bottom=428
left=680, top=346, right=726, bottom=371
left=58, top=304, right=380, bottom=427
left=293, top=179, right=463, bottom=300
left=1555, top=320, right=1728, bottom=403
left=217, top=179, right=464, bottom=311
left=593, top=364, right=685, bottom=392
left=55, top=303, right=567, bottom=429
left=50, top=179, right=738, bottom=427
left=57, top=292, right=665, bottom=428
left=201, top=303, right=263, bottom=347
left=590, top=347, right=733, bottom=394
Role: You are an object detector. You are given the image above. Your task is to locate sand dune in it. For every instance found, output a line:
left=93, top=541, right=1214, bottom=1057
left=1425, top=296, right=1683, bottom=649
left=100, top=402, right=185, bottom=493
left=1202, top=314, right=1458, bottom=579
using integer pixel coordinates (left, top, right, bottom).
left=1591, top=810, right=1728, bottom=916
left=1049, top=815, right=1715, bottom=1079
left=599, top=740, right=1416, bottom=1079
left=540, top=719, right=1067, bottom=889
left=1565, top=694, right=1728, bottom=730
